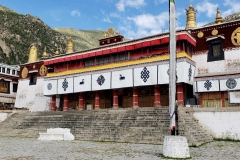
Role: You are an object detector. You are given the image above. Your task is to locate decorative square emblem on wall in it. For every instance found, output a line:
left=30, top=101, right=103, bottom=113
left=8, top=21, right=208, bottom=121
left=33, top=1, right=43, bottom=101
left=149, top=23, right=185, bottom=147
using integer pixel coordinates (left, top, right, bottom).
left=62, top=78, right=68, bottom=91
left=141, top=67, right=150, bottom=82
left=226, top=78, right=237, bottom=89
left=47, top=83, right=52, bottom=90
left=97, top=75, right=105, bottom=86
left=204, top=80, right=212, bottom=90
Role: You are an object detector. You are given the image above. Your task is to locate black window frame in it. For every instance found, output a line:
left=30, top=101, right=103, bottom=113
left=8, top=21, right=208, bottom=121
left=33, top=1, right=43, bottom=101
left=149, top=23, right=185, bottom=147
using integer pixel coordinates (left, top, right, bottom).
left=207, top=38, right=224, bottom=62
left=13, top=83, right=18, bottom=92
left=29, top=73, right=37, bottom=85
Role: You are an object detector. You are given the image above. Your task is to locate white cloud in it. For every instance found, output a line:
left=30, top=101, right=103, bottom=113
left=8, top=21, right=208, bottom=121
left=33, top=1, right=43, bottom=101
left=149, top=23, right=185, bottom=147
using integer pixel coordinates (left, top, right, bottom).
left=196, top=1, right=218, bottom=18
left=122, top=12, right=169, bottom=39
left=116, top=0, right=145, bottom=12
left=110, top=12, right=120, bottom=18
left=154, top=0, right=167, bottom=4
left=71, top=10, right=80, bottom=17
left=103, top=16, right=111, bottom=23
left=222, top=0, right=240, bottom=17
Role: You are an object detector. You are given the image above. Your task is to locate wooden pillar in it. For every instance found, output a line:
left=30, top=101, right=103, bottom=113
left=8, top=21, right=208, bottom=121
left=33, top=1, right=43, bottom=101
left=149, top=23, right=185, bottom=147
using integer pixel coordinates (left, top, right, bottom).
left=199, top=93, right=203, bottom=107
left=221, top=92, right=225, bottom=107
left=133, top=88, right=139, bottom=108
left=113, top=90, right=118, bottom=108
left=154, top=85, right=161, bottom=107
left=50, top=95, right=56, bottom=111
left=177, top=84, right=184, bottom=106
left=63, top=94, right=69, bottom=111
left=95, top=91, right=100, bottom=109
left=78, top=93, right=84, bottom=110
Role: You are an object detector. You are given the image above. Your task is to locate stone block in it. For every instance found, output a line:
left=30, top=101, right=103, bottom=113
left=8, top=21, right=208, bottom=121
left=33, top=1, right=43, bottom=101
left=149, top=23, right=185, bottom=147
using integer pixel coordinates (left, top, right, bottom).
left=38, top=128, right=74, bottom=141
left=163, top=136, right=190, bottom=158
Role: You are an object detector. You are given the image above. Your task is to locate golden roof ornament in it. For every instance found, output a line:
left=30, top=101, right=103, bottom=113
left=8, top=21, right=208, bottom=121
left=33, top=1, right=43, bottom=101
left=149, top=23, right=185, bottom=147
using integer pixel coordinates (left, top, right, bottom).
left=115, top=30, right=120, bottom=35
left=41, top=46, right=48, bottom=60
left=215, top=8, right=223, bottom=24
left=107, top=27, right=115, bottom=37
left=66, top=37, right=74, bottom=54
left=55, top=46, right=59, bottom=56
left=186, top=4, right=197, bottom=29
left=28, top=43, right=38, bottom=63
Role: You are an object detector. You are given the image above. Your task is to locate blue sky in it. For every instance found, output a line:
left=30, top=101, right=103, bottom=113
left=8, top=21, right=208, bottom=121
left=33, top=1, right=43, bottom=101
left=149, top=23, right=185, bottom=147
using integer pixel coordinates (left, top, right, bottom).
left=1, top=0, right=239, bottom=39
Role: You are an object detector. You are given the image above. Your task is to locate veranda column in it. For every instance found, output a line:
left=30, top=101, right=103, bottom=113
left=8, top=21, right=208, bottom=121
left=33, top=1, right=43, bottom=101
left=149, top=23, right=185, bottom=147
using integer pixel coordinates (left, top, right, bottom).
left=113, top=89, right=118, bottom=108
left=78, top=93, right=84, bottom=110
left=50, top=95, right=56, bottom=111
left=177, top=84, right=184, bottom=106
left=133, top=88, right=139, bottom=108
left=154, top=85, right=161, bottom=107
left=63, top=94, right=69, bottom=111
left=95, top=91, right=100, bottom=109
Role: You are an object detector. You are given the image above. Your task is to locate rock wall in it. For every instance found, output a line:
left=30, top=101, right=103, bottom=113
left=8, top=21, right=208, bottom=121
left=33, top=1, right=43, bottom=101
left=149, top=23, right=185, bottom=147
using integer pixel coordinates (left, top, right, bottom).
left=15, top=78, right=51, bottom=111
left=193, top=110, right=240, bottom=140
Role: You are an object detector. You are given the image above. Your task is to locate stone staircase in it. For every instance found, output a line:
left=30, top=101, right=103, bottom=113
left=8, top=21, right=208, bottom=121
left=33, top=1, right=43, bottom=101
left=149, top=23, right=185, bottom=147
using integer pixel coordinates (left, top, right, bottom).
left=177, top=107, right=213, bottom=146
left=0, top=107, right=170, bottom=144
left=0, top=107, right=213, bottom=146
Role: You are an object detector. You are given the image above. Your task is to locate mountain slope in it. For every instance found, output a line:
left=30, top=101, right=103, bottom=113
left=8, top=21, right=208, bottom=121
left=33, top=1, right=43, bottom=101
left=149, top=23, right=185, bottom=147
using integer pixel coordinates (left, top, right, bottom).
left=0, top=5, right=67, bottom=65
left=54, top=28, right=105, bottom=51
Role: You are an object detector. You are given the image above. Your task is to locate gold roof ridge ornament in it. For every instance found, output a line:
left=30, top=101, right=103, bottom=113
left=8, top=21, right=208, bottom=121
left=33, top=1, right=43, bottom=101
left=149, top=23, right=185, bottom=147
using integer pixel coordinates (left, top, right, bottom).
left=66, top=37, right=74, bottom=54
left=41, top=46, right=48, bottom=60
left=186, top=4, right=197, bottom=29
left=55, top=46, right=59, bottom=56
left=28, top=43, right=38, bottom=63
left=102, top=27, right=121, bottom=38
left=215, top=7, right=223, bottom=24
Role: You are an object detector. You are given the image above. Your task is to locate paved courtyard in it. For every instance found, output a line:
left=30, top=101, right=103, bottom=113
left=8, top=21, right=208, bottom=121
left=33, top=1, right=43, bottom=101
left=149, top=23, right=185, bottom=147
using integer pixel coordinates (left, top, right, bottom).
left=0, top=137, right=239, bottom=160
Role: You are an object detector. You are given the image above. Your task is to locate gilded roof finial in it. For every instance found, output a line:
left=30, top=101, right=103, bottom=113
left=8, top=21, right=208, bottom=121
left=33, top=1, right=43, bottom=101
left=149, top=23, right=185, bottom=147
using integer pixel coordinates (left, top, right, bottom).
left=41, top=46, right=48, bottom=60
left=186, top=4, right=197, bottom=29
left=28, top=43, right=38, bottom=63
left=55, top=46, right=59, bottom=56
left=215, top=7, right=223, bottom=24
left=66, top=37, right=74, bottom=54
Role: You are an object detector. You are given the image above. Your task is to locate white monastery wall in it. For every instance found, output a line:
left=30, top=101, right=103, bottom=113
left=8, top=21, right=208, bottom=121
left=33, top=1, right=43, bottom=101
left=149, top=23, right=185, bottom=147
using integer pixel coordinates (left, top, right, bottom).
left=193, top=111, right=240, bottom=140
left=192, top=49, right=240, bottom=75
left=15, top=78, right=51, bottom=111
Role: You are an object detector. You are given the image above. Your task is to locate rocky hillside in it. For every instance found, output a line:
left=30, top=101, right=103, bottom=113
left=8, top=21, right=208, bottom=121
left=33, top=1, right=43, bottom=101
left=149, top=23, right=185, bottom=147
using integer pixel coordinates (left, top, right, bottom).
left=0, top=5, right=67, bottom=65
left=54, top=28, right=106, bottom=51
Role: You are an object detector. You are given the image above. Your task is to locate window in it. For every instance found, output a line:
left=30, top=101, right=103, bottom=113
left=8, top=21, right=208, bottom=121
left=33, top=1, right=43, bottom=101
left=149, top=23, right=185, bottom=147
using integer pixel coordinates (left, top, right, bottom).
left=12, top=70, right=16, bottom=75
left=29, top=73, right=37, bottom=85
left=13, top=84, right=18, bottom=92
left=207, top=38, right=224, bottom=62
left=84, top=58, right=94, bottom=67
left=2, top=67, right=5, bottom=73
left=97, top=56, right=110, bottom=65
left=114, top=52, right=128, bottom=62
left=17, top=71, right=19, bottom=76
left=0, top=67, right=1, bottom=72
left=7, top=68, right=10, bottom=74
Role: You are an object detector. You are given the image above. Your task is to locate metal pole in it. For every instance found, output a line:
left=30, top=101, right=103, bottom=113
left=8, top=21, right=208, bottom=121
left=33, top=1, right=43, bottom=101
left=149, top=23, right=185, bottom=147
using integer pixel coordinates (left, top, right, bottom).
left=169, top=0, right=176, bottom=135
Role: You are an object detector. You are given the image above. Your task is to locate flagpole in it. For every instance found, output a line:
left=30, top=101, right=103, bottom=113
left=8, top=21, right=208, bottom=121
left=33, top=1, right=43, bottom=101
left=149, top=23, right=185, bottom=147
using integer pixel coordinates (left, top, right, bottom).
left=169, top=0, right=176, bottom=135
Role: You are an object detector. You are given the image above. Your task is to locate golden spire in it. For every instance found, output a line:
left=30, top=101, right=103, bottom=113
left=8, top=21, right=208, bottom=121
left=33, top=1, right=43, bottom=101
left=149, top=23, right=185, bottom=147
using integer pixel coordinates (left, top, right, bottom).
left=41, top=46, right=48, bottom=60
left=215, top=7, right=223, bottom=24
left=28, top=44, right=38, bottom=63
left=55, top=46, right=59, bottom=56
left=186, top=4, right=197, bottom=29
left=66, top=37, right=74, bottom=54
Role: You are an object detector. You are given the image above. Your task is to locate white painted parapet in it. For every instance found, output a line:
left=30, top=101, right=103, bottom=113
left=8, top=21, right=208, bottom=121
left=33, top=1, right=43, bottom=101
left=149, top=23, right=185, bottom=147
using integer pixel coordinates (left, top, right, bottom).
left=38, top=128, right=75, bottom=141
left=163, top=136, right=190, bottom=158
left=193, top=111, right=240, bottom=140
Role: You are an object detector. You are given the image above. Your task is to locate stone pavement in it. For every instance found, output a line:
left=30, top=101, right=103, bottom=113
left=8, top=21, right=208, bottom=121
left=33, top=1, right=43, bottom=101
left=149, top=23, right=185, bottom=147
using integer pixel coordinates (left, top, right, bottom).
left=0, top=137, right=239, bottom=160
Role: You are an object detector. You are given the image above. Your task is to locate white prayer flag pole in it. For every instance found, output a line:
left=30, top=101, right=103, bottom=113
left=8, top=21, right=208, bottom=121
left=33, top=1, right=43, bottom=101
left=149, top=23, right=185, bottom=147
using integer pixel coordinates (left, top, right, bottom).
left=169, top=0, right=176, bottom=135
